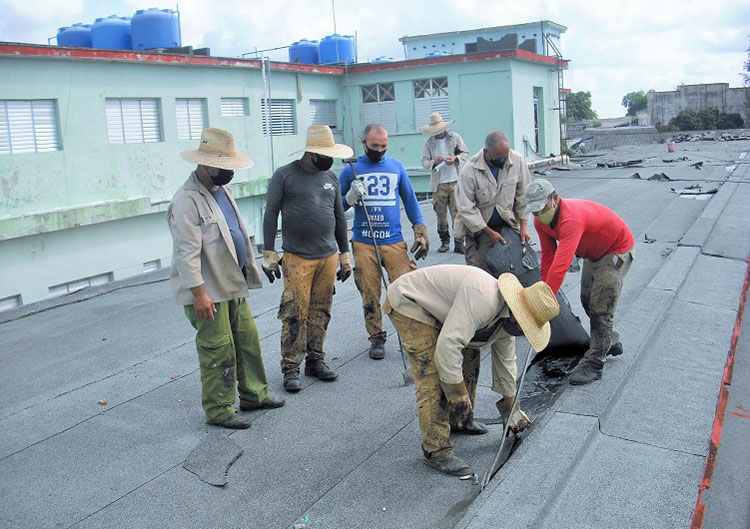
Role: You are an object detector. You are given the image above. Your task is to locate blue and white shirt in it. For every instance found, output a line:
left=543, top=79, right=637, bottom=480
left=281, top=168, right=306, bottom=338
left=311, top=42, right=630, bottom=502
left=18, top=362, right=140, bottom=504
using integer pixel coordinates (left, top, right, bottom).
left=339, top=154, right=424, bottom=245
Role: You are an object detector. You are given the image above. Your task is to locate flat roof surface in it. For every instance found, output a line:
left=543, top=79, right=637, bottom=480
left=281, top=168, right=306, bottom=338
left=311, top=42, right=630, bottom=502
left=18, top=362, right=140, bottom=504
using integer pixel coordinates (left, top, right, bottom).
left=1, top=139, right=748, bottom=528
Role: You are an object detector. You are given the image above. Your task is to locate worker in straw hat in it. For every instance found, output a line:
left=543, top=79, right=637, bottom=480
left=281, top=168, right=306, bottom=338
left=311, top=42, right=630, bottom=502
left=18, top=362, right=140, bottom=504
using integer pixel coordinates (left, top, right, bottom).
left=524, top=178, right=635, bottom=385
left=383, top=264, right=559, bottom=475
left=420, top=112, right=470, bottom=254
left=262, top=125, right=354, bottom=393
left=168, top=127, right=285, bottom=429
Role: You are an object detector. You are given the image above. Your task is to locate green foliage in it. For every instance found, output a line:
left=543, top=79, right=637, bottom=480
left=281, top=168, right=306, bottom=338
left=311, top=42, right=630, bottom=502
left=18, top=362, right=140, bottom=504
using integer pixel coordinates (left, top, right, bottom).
left=621, top=90, right=648, bottom=116
left=591, top=119, right=602, bottom=128
left=669, top=107, right=745, bottom=131
left=566, top=91, right=598, bottom=120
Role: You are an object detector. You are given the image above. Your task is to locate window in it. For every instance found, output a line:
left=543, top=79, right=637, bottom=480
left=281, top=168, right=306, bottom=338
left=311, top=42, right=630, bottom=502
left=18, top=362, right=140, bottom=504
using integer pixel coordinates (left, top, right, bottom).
left=220, top=97, right=249, bottom=117
left=175, top=98, right=207, bottom=140
left=413, top=77, right=450, bottom=130
left=0, top=99, right=60, bottom=154
left=105, top=98, right=161, bottom=144
left=310, top=99, right=338, bottom=130
left=261, top=99, right=296, bottom=136
left=360, top=83, right=396, bottom=134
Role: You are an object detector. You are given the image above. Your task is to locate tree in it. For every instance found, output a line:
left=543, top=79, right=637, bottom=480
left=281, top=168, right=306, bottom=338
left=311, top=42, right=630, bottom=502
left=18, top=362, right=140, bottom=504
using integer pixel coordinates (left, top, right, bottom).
left=566, top=91, right=597, bottom=121
left=669, top=107, right=744, bottom=131
left=621, top=90, right=647, bottom=116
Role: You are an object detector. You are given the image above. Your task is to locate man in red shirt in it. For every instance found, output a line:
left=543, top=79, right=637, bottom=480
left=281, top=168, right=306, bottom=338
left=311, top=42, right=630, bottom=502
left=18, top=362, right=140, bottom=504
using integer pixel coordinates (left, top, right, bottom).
left=524, top=179, right=635, bottom=385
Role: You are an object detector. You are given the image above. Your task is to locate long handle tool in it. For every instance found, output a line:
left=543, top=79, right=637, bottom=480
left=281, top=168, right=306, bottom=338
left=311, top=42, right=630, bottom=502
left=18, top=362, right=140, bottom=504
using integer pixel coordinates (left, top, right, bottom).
left=345, top=160, right=414, bottom=385
left=480, top=341, right=535, bottom=490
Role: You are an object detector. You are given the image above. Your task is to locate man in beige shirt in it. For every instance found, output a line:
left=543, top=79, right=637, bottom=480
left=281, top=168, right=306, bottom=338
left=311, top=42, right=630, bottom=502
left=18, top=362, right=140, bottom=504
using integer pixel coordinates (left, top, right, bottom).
left=384, top=265, right=559, bottom=475
left=168, top=128, right=284, bottom=429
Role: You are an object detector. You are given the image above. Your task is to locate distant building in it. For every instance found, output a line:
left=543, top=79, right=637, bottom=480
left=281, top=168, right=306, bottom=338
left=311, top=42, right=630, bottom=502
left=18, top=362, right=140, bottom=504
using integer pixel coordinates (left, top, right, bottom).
left=0, top=35, right=567, bottom=309
left=647, top=83, right=750, bottom=127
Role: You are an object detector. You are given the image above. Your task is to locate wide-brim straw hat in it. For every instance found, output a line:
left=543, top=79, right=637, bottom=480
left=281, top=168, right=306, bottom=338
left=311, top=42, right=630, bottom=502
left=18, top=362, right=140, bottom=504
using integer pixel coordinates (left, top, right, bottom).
left=419, top=112, right=454, bottom=136
left=497, top=273, right=560, bottom=352
left=293, top=125, right=353, bottom=159
left=180, top=128, right=253, bottom=170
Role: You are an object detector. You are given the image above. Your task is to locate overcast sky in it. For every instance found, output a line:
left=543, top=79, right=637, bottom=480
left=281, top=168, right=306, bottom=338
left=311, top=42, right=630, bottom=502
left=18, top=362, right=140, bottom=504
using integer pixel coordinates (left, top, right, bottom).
left=1, top=0, right=748, bottom=118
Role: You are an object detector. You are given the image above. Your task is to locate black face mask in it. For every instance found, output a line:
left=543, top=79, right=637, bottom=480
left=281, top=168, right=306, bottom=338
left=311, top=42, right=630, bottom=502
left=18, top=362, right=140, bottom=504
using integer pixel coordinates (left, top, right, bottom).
left=502, top=318, right=524, bottom=337
left=210, top=168, right=234, bottom=186
left=364, top=145, right=386, bottom=164
left=311, top=154, right=334, bottom=171
left=489, top=157, right=506, bottom=169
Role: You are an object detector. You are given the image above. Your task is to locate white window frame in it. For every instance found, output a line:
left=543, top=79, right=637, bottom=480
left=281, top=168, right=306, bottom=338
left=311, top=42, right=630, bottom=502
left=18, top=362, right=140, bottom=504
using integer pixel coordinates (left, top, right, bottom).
left=105, top=98, right=162, bottom=144
left=413, top=77, right=450, bottom=131
left=175, top=98, right=207, bottom=140
left=310, top=99, right=338, bottom=131
left=360, top=83, right=397, bottom=134
left=261, top=99, right=296, bottom=136
left=0, top=99, right=60, bottom=154
left=220, top=97, right=249, bottom=117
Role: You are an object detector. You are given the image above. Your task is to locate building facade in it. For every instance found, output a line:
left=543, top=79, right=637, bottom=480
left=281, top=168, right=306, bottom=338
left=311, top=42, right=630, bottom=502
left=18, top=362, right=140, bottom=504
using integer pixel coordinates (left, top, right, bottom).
left=0, top=41, right=565, bottom=309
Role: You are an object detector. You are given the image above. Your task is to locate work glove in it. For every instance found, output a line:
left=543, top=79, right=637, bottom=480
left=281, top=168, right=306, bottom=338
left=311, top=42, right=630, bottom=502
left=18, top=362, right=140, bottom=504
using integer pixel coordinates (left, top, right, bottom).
left=262, top=250, right=281, bottom=284
left=411, top=223, right=429, bottom=260
left=496, top=395, right=531, bottom=432
left=441, top=380, right=473, bottom=428
left=336, top=252, right=352, bottom=282
left=345, top=179, right=366, bottom=206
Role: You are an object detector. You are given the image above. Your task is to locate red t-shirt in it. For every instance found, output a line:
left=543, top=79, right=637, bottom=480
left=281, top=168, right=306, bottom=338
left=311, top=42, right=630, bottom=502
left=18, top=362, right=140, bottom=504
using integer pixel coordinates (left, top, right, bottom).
left=534, top=198, right=634, bottom=294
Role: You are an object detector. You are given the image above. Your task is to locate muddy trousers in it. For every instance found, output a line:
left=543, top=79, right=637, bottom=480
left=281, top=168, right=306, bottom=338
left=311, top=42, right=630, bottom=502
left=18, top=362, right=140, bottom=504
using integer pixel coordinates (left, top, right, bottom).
left=580, top=249, right=634, bottom=366
left=278, top=252, right=338, bottom=374
left=185, top=299, right=271, bottom=423
left=352, top=241, right=416, bottom=343
left=433, top=182, right=462, bottom=244
left=387, top=310, right=506, bottom=460
left=463, top=230, right=502, bottom=273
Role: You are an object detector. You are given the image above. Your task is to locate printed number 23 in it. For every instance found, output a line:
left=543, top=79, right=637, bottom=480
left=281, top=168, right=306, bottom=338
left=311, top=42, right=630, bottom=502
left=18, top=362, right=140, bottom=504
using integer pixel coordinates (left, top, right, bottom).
left=367, top=175, right=391, bottom=196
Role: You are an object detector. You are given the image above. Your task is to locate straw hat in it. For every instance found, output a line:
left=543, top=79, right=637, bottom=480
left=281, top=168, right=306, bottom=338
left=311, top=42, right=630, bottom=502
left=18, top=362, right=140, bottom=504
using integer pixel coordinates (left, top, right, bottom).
left=419, top=112, right=454, bottom=136
left=497, top=273, right=560, bottom=352
left=293, top=125, right=353, bottom=159
left=180, top=128, right=253, bottom=170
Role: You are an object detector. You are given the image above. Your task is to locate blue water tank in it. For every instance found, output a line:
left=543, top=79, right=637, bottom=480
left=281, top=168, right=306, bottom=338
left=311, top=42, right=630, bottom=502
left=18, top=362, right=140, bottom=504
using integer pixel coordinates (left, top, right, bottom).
left=288, top=39, right=319, bottom=64
left=92, top=16, right=132, bottom=50
left=425, top=51, right=451, bottom=58
left=57, top=23, right=92, bottom=47
left=319, top=34, right=355, bottom=64
left=371, top=56, right=395, bottom=64
left=131, top=8, right=180, bottom=50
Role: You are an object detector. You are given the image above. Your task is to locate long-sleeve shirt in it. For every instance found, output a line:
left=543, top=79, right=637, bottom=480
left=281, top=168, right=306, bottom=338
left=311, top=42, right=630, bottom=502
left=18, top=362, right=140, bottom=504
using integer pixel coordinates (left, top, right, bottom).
left=263, top=160, right=349, bottom=259
left=535, top=198, right=635, bottom=294
left=385, top=265, right=511, bottom=384
left=455, top=148, right=531, bottom=236
left=420, top=130, right=470, bottom=192
left=339, top=154, right=424, bottom=246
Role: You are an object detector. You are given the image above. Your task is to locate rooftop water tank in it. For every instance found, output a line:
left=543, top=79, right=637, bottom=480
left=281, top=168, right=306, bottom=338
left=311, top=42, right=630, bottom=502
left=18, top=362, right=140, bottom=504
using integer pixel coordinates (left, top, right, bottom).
left=371, top=56, right=395, bottom=64
left=91, top=16, right=132, bottom=50
left=131, top=8, right=180, bottom=50
left=289, top=39, right=319, bottom=64
left=57, top=23, right=92, bottom=47
left=319, top=34, right=354, bottom=64
left=425, top=50, right=451, bottom=58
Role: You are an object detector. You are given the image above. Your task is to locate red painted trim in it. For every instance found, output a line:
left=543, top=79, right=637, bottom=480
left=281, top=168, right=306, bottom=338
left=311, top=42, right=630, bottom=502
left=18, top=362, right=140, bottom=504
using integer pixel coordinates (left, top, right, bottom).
left=0, top=42, right=567, bottom=74
left=0, top=42, right=345, bottom=74
left=691, top=253, right=750, bottom=529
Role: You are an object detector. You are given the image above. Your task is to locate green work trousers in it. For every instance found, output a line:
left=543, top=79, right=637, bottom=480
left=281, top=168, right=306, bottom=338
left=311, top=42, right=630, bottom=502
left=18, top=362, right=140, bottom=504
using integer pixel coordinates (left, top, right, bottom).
left=185, top=298, right=270, bottom=422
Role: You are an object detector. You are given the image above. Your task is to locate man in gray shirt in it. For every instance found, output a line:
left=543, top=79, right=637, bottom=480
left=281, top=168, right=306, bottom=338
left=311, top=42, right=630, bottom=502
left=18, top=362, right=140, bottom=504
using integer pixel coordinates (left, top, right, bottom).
left=262, top=125, right=354, bottom=393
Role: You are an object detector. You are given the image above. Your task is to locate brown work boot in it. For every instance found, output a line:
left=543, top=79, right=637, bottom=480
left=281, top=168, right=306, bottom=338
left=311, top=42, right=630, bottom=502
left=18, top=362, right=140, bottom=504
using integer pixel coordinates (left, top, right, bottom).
left=423, top=455, right=473, bottom=477
left=284, top=371, right=302, bottom=393
left=568, top=356, right=604, bottom=385
left=240, top=395, right=286, bottom=411
left=208, top=413, right=250, bottom=429
left=304, top=359, right=338, bottom=381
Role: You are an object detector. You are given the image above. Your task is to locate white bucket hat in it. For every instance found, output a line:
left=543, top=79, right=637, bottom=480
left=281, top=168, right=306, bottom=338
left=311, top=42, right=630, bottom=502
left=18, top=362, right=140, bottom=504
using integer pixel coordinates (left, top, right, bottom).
left=292, top=125, right=354, bottom=159
left=497, top=273, right=559, bottom=352
left=180, top=128, right=253, bottom=170
left=419, top=112, right=455, bottom=136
